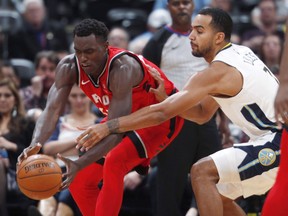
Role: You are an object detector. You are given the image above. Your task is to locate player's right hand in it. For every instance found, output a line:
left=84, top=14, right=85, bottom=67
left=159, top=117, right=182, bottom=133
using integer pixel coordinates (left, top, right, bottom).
left=76, top=123, right=110, bottom=151
left=147, top=65, right=168, bottom=102
left=17, top=143, right=42, bottom=168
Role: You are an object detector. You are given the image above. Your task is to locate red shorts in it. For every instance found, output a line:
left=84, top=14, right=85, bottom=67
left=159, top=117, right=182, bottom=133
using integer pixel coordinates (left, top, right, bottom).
left=262, top=129, right=288, bottom=216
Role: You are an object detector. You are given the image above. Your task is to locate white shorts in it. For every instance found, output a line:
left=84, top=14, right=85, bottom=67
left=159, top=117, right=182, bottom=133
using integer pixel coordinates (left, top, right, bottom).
left=210, top=132, right=281, bottom=200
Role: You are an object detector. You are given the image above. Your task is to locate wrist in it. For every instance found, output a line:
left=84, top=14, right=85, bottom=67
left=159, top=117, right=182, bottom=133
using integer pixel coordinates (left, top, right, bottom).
left=106, top=119, right=120, bottom=134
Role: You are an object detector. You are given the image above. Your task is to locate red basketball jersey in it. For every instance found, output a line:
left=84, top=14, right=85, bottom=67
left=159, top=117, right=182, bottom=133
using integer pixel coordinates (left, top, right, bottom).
left=76, top=46, right=176, bottom=116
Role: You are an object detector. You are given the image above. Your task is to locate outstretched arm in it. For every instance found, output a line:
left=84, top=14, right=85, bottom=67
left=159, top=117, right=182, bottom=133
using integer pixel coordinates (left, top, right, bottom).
left=274, top=19, right=288, bottom=125
left=76, top=62, right=241, bottom=150
left=76, top=86, right=214, bottom=151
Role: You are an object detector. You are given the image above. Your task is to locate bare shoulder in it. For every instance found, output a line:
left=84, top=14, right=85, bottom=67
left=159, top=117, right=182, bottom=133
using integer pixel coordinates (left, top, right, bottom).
left=209, top=61, right=236, bottom=75
left=55, top=54, right=77, bottom=87
left=112, top=54, right=142, bottom=72
left=208, top=61, right=242, bottom=96
left=109, top=54, right=143, bottom=87
left=57, top=54, right=77, bottom=73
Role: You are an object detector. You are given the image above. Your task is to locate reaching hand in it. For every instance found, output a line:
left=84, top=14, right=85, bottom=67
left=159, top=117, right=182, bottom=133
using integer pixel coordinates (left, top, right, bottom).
left=17, top=143, right=42, bottom=169
left=76, top=123, right=110, bottom=152
left=147, top=65, right=168, bottom=102
left=57, top=153, right=81, bottom=190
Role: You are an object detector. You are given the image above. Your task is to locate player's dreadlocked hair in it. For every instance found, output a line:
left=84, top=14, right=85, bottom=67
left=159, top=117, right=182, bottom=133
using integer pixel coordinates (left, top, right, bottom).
left=198, top=7, right=233, bottom=42
left=73, top=18, right=109, bottom=42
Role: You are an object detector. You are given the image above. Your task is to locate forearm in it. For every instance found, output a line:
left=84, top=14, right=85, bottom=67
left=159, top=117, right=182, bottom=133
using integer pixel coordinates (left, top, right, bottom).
left=30, top=107, right=62, bottom=147
left=107, top=105, right=168, bottom=133
left=179, top=99, right=219, bottom=124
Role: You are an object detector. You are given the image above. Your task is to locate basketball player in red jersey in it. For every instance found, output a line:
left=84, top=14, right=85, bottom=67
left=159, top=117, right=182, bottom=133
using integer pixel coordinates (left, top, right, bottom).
left=262, top=19, right=288, bottom=216
left=17, top=19, right=183, bottom=216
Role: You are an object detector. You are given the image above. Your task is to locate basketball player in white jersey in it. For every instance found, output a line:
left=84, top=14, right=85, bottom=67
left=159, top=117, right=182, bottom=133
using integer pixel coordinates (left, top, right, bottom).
left=68, top=8, right=285, bottom=216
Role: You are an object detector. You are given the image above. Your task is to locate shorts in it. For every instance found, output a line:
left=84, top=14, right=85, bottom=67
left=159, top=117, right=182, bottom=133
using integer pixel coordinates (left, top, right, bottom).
left=210, top=131, right=281, bottom=200
left=126, top=116, right=183, bottom=159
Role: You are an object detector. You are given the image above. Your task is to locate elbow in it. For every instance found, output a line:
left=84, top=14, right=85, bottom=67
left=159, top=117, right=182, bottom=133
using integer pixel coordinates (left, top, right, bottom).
left=187, top=114, right=212, bottom=125
left=194, top=118, right=207, bottom=125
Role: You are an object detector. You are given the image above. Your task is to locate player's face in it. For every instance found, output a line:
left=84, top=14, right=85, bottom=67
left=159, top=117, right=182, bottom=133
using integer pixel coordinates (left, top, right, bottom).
left=74, top=34, right=108, bottom=75
left=189, top=15, right=215, bottom=59
left=168, top=0, right=194, bottom=25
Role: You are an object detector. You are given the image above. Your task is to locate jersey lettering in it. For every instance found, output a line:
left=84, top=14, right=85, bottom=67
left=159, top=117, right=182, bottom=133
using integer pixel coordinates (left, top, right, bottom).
left=243, top=52, right=258, bottom=66
left=91, top=93, right=110, bottom=105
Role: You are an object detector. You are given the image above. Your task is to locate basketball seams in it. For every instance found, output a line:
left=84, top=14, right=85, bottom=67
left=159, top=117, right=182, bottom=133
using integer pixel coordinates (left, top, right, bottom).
left=17, top=158, right=62, bottom=178
left=19, top=181, right=62, bottom=192
left=17, top=154, right=62, bottom=200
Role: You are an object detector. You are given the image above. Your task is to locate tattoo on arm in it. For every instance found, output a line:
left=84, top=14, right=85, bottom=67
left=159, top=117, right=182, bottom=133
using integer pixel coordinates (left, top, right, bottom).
left=107, top=119, right=121, bottom=133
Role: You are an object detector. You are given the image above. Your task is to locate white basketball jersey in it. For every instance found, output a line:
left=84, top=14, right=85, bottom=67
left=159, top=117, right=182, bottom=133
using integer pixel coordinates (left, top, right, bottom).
left=212, top=43, right=280, bottom=140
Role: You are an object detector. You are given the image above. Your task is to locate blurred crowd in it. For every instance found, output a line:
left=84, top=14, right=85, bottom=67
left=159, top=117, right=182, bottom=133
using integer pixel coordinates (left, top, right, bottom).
left=0, top=0, right=287, bottom=215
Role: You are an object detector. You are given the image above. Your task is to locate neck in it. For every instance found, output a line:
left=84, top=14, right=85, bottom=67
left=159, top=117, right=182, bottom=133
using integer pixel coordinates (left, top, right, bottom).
left=0, top=114, right=11, bottom=135
left=170, top=23, right=191, bottom=34
left=206, top=42, right=232, bottom=63
left=90, top=52, right=108, bottom=79
left=261, top=23, right=277, bottom=33
left=70, top=111, right=91, bottom=119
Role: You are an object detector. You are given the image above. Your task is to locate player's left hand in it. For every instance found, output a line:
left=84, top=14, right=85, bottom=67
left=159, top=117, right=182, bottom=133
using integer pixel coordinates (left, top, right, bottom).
left=57, top=153, right=80, bottom=190
left=76, top=123, right=110, bottom=152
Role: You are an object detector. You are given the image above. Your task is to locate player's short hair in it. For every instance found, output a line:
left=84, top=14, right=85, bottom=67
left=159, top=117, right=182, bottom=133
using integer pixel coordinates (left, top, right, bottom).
left=73, top=18, right=109, bottom=42
left=198, top=7, right=232, bottom=41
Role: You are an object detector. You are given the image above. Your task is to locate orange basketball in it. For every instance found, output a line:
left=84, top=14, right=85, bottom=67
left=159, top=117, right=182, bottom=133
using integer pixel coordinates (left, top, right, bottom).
left=17, top=154, right=62, bottom=200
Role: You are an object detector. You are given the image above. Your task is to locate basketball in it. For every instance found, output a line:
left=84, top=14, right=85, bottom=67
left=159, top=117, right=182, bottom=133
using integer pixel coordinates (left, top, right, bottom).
left=17, top=154, right=62, bottom=200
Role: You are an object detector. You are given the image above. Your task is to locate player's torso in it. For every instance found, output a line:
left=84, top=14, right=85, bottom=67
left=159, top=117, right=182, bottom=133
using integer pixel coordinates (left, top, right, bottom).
left=212, top=44, right=280, bottom=139
left=76, top=47, right=175, bottom=116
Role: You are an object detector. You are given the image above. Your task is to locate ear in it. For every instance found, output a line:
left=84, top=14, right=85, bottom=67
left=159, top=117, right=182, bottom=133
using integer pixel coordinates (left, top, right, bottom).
left=105, top=41, right=109, bottom=50
left=215, top=32, right=225, bottom=45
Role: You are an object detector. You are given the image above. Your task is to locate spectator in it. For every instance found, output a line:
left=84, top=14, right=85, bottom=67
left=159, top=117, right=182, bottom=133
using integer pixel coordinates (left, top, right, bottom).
left=258, top=33, right=283, bottom=77
left=0, top=78, right=36, bottom=216
left=129, top=8, right=171, bottom=49
left=241, top=0, right=285, bottom=54
left=20, top=50, right=60, bottom=111
left=0, top=60, right=21, bottom=88
left=108, top=26, right=130, bottom=50
left=8, top=0, right=69, bottom=61
left=251, top=0, right=288, bottom=26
